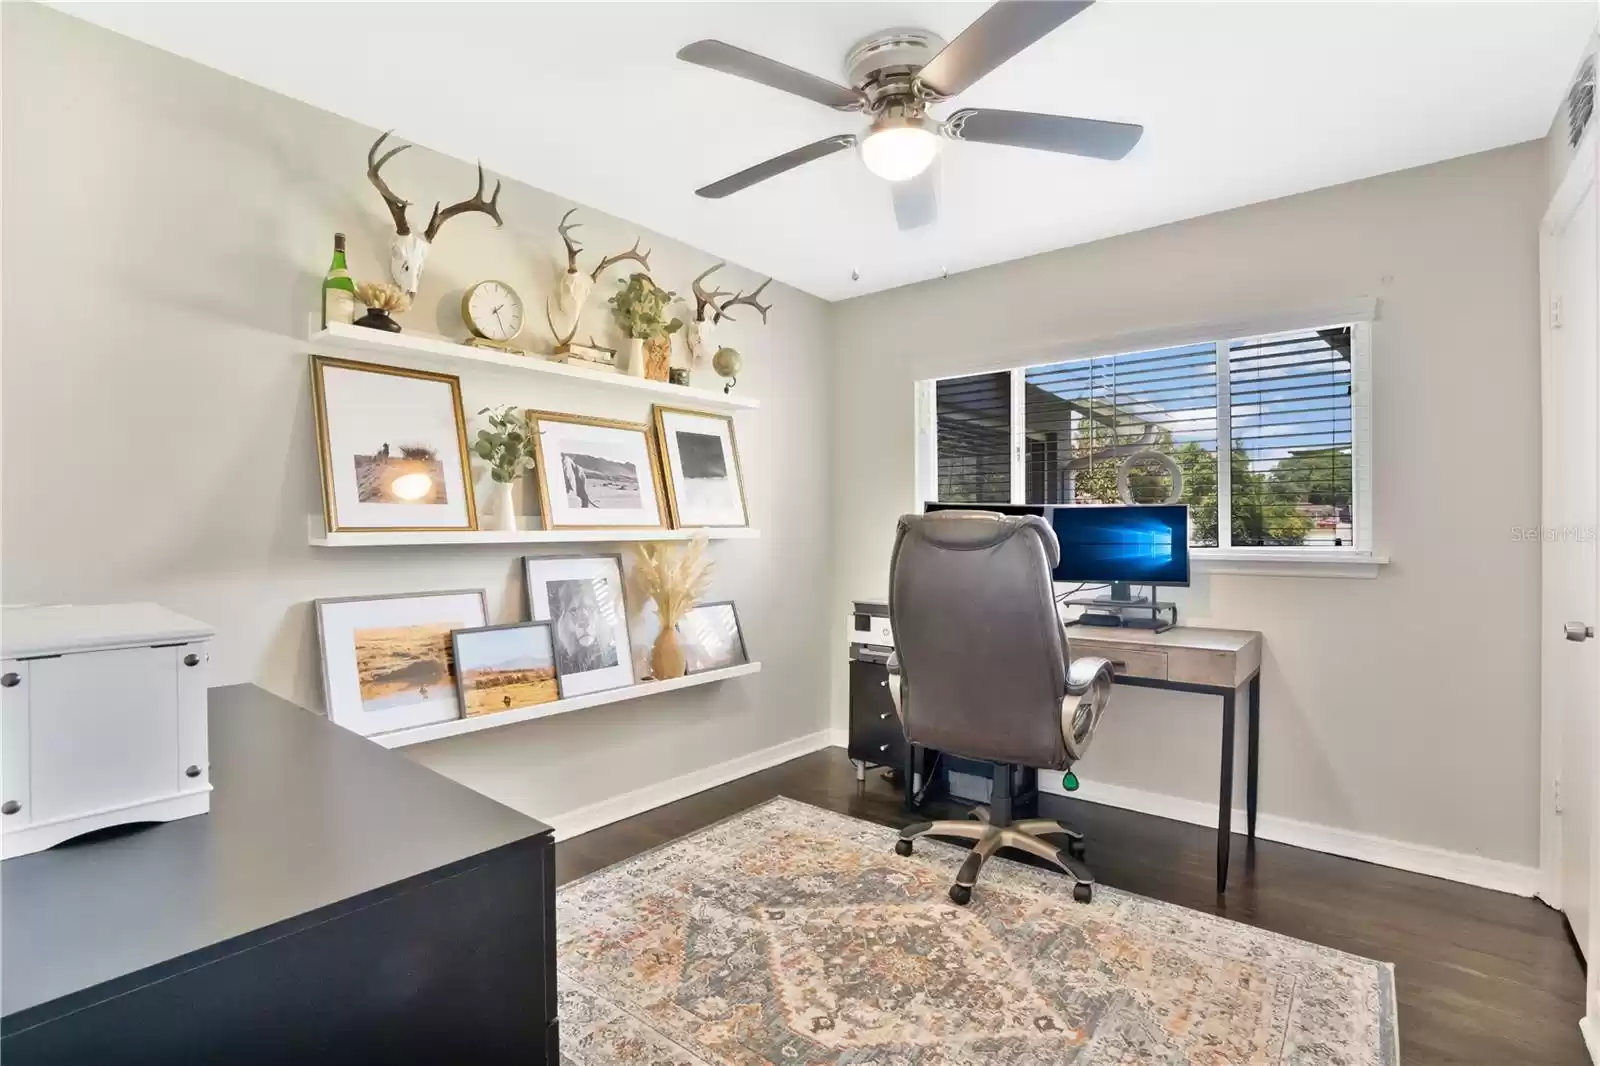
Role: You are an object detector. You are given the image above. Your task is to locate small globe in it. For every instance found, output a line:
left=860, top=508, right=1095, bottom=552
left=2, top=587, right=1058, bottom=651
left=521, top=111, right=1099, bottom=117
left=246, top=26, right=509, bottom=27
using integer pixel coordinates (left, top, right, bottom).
left=711, top=346, right=743, bottom=382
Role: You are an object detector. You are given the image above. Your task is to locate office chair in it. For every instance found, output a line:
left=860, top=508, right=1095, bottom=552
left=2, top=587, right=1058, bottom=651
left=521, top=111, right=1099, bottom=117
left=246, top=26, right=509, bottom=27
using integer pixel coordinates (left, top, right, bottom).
left=886, top=511, right=1115, bottom=904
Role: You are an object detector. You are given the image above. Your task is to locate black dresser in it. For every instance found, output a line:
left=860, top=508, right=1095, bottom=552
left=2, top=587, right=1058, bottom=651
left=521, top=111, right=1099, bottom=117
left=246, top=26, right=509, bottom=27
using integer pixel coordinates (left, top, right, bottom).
left=1, top=683, right=557, bottom=1065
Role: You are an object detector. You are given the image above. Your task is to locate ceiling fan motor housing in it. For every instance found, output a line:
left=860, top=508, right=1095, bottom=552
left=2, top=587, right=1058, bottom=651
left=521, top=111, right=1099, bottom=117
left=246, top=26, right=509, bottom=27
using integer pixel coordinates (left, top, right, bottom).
left=845, top=28, right=948, bottom=107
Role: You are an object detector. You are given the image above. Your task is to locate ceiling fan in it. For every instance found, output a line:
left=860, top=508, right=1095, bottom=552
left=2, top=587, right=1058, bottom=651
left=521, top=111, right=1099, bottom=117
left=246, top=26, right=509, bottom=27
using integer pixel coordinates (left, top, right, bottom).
left=677, top=0, right=1143, bottom=231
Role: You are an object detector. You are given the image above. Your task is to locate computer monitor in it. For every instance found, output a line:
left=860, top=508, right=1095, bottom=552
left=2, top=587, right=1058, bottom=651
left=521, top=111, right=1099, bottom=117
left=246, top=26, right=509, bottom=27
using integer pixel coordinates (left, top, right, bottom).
left=1050, top=504, right=1190, bottom=588
left=922, top=502, right=1046, bottom=519
left=920, top=501, right=1189, bottom=588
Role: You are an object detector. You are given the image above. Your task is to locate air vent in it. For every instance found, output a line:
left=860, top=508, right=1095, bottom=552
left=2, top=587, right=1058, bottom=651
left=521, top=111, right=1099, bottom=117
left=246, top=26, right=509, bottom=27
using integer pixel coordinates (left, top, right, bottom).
left=1570, top=53, right=1595, bottom=149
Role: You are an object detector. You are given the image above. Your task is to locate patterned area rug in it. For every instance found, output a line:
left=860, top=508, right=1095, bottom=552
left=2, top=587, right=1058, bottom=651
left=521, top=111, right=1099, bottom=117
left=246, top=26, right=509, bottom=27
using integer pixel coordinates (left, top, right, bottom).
left=557, top=797, right=1398, bottom=1065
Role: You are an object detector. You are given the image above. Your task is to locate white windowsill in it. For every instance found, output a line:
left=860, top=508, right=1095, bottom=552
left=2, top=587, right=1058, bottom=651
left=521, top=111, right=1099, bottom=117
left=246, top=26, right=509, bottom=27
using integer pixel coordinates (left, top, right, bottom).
left=1191, top=548, right=1388, bottom=579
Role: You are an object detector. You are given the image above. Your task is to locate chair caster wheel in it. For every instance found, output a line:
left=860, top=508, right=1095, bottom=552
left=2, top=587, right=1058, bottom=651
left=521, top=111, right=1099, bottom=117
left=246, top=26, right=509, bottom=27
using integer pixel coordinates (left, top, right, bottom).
left=1067, top=839, right=1087, bottom=860
left=949, top=884, right=972, bottom=906
left=1072, top=883, right=1093, bottom=904
left=894, top=839, right=914, bottom=857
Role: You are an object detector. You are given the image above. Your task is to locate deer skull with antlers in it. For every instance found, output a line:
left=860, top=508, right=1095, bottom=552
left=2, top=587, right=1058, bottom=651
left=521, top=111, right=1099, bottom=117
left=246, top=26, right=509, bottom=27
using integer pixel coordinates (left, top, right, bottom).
left=551, top=208, right=654, bottom=321
left=684, top=263, right=774, bottom=366
left=367, top=131, right=504, bottom=295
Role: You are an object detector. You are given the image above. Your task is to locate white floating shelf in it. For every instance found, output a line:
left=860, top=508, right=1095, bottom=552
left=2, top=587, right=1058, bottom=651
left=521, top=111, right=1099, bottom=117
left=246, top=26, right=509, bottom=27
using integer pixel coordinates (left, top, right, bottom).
left=309, top=321, right=759, bottom=411
left=368, top=662, right=762, bottom=749
left=307, top=519, right=760, bottom=547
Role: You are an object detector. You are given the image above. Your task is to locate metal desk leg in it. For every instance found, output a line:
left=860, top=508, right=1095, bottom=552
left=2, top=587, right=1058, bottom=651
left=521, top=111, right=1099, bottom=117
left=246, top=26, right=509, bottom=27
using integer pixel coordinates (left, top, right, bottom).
left=1246, top=673, right=1260, bottom=843
left=1217, top=688, right=1236, bottom=894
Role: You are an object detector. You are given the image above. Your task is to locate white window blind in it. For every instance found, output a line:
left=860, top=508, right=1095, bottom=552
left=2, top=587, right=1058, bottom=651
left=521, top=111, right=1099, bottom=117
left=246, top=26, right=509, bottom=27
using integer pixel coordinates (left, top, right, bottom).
left=1228, top=327, right=1353, bottom=547
left=934, top=372, right=1012, bottom=503
left=1023, top=343, right=1220, bottom=546
left=923, top=319, right=1366, bottom=554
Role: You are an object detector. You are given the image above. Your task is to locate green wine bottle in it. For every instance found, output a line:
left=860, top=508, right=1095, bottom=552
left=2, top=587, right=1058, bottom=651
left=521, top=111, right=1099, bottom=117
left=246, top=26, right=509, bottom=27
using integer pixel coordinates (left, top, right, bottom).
left=322, top=232, right=356, bottom=328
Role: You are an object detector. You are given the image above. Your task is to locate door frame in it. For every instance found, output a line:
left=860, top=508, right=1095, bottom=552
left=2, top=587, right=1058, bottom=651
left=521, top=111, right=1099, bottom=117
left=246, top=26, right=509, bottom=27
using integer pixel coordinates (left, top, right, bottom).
left=1540, top=126, right=1599, bottom=910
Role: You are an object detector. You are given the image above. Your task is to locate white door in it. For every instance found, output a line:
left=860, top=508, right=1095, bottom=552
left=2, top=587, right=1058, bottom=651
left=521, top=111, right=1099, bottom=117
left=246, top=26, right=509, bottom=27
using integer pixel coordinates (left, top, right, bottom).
left=1544, top=146, right=1599, bottom=958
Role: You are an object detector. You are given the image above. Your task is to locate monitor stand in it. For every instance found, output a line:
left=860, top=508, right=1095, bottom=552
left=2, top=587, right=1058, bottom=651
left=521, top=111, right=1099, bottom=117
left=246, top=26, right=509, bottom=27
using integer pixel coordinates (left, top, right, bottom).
left=1061, top=583, right=1178, bottom=633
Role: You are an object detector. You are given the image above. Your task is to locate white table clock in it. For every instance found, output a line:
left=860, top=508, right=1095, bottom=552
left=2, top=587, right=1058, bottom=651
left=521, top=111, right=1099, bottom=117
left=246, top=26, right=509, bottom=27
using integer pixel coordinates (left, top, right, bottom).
left=1, top=603, right=214, bottom=859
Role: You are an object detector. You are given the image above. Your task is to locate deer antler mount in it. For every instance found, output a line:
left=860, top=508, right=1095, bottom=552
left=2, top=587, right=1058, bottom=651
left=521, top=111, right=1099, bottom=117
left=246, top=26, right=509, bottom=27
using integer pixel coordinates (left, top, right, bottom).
left=366, top=130, right=504, bottom=295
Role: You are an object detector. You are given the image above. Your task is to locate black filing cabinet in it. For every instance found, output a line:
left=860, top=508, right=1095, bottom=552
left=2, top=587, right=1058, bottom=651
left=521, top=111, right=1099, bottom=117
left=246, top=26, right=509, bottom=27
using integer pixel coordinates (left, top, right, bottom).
left=848, top=656, right=905, bottom=770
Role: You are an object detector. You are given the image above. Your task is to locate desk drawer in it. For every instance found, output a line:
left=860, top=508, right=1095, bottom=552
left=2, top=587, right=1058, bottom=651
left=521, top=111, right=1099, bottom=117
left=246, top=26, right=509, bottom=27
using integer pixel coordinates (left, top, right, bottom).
left=848, top=660, right=904, bottom=766
left=1069, top=640, right=1169, bottom=681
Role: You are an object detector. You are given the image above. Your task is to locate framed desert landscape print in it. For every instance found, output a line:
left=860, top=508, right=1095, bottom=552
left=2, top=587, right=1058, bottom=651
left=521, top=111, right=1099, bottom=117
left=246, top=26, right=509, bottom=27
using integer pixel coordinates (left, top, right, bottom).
left=526, top=411, right=666, bottom=530
left=522, top=554, right=636, bottom=697
left=652, top=406, right=748, bottom=528
left=680, top=601, right=748, bottom=674
left=311, top=356, right=477, bottom=533
left=451, top=622, right=561, bottom=718
left=315, top=589, right=488, bottom=736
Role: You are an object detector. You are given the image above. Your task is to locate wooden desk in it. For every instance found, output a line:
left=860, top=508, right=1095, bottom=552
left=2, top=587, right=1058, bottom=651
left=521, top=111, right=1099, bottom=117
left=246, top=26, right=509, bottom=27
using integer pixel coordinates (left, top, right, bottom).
left=1064, top=625, right=1263, bottom=893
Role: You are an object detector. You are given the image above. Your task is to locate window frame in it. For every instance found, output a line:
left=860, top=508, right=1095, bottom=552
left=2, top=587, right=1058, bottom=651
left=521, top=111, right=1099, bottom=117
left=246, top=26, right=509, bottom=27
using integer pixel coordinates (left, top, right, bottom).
left=913, top=302, right=1385, bottom=578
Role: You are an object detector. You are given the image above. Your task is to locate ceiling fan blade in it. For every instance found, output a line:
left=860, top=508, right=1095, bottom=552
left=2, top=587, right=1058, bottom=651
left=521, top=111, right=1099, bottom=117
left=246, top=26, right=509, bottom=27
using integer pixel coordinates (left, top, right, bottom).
left=695, top=135, right=858, bottom=199
left=946, top=108, right=1143, bottom=160
left=891, top=169, right=939, bottom=231
left=677, top=40, right=865, bottom=111
left=916, top=1, right=1093, bottom=99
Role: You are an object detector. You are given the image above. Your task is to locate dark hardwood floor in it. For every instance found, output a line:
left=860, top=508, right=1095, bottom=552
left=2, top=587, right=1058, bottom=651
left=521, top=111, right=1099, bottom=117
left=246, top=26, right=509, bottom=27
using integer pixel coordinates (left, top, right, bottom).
left=556, top=747, right=1588, bottom=1066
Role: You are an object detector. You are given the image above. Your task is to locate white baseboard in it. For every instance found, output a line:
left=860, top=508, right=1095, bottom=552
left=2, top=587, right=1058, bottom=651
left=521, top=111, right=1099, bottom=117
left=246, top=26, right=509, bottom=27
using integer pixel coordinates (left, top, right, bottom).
left=545, top=729, right=835, bottom=841
left=828, top=727, right=850, bottom=748
left=1038, top=775, right=1541, bottom=897
left=1581, top=1016, right=1600, bottom=1065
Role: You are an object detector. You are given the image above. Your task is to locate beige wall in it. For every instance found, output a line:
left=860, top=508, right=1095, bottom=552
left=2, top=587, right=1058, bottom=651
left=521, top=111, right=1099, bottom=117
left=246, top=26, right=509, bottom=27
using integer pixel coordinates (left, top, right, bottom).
left=0, top=4, right=834, bottom=827
left=830, top=143, right=1547, bottom=866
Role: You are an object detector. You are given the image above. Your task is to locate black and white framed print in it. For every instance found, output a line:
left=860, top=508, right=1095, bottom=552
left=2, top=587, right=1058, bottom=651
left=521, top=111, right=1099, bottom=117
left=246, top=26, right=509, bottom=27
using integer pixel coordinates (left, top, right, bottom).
left=311, top=356, right=477, bottom=533
left=652, top=406, right=748, bottom=528
left=522, top=554, right=636, bottom=696
left=315, top=589, right=488, bottom=736
left=680, top=601, right=748, bottom=674
left=526, top=411, right=666, bottom=530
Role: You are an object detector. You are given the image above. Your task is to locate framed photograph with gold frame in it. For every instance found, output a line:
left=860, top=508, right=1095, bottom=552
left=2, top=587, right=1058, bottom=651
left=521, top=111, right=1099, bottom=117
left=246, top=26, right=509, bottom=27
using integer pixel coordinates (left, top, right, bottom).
left=311, top=356, right=477, bottom=533
left=651, top=406, right=748, bottom=528
left=526, top=411, right=667, bottom=530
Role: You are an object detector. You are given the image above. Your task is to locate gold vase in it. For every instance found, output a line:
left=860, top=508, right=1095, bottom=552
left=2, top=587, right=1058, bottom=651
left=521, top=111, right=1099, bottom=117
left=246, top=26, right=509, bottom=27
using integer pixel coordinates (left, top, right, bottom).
left=651, top=626, right=687, bottom=680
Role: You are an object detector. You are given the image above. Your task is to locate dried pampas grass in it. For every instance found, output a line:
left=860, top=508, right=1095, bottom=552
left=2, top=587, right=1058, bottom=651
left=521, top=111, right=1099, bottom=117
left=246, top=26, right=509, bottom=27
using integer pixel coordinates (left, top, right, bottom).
left=629, top=535, right=713, bottom=628
left=355, top=280, right=413, bottom=313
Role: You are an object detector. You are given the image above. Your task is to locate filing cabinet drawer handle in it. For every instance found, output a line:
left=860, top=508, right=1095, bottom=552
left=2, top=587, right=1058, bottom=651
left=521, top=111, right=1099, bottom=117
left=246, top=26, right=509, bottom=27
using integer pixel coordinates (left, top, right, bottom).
left=879, top=680, right=887, bottom=688
left=185, top=765, right=203, bottom=779
left=879, top=711, right=891, bottom=720
left=0, top=673, right=18, bottom=688
left=1109, top=660, right=1127, bottom=671
left=878, top=744, right=890, bottom=753
left=1, top=801, right=19, bottom=815
left=183, top=653, right=201, bottom=668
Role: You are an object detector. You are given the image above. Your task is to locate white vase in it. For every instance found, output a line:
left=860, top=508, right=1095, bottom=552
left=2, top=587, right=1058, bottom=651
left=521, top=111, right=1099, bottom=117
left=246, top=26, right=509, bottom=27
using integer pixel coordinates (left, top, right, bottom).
left=626, top=337, right=647, bottom=378
left=489, top=480, right=517, bottom=532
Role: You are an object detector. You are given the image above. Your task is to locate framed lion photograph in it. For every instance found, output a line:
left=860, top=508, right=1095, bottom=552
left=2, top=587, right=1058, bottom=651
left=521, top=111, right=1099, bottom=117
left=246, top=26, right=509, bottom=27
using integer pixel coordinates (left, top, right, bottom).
left=521, top=554, right=636, bottom=697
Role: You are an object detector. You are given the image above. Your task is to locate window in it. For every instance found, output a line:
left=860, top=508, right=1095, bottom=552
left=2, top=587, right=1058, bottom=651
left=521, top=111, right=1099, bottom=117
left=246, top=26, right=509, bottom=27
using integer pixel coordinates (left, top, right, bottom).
left=934, top=371, right=1012, bottom=503
left=917, top=317, right=1371, bottom=559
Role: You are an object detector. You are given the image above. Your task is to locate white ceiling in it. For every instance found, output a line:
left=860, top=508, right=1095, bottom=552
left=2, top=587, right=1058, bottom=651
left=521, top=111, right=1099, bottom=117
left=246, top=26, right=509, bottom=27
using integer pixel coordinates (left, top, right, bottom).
left=57, top=1, right=1595, bottom=301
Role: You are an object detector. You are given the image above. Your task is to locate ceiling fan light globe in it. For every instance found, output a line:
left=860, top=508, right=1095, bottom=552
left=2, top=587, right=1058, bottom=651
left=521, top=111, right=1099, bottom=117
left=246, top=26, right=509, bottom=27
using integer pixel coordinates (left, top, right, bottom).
left=860, top=121, right=940, bottom=182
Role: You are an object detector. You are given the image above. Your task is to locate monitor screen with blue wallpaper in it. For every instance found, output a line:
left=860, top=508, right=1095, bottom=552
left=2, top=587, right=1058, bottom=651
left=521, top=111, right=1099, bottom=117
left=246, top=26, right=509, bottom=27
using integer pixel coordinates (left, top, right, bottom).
left=1050, top=504, right=1189, bottom=586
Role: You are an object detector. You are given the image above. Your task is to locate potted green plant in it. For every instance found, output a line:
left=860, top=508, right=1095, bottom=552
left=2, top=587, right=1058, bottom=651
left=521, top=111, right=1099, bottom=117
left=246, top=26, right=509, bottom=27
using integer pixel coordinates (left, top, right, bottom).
left=608, top=272, right=683, bottom=379
left=472, top=406, right=536, bottom=531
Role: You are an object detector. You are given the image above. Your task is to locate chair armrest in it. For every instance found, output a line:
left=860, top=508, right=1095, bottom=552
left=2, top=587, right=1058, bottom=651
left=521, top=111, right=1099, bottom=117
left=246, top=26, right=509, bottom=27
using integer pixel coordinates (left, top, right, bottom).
left=1061, top=656, right=1115, bottom=762
left=885, top=650, right=905, bottom=725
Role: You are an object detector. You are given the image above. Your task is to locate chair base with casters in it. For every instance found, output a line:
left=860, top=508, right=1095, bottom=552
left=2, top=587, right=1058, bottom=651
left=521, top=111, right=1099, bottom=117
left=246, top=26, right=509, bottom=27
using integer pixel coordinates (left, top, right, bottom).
left=892, top=763, right=1096, bottom=905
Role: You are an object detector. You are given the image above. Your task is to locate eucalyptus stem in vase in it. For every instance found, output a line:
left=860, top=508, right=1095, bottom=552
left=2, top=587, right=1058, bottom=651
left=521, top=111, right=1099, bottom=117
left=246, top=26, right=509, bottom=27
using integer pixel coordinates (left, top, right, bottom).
left=608, top=272, right=683, bottom=380
left=473, top=406, right=536, bottom=531
left=628, top=536, right=713, bottom=679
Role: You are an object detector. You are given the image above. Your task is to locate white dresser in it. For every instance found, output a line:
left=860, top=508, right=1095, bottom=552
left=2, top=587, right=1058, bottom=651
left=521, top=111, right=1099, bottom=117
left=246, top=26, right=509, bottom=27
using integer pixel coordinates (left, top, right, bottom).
left=1, top=604, right=214, bottom=858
